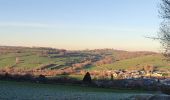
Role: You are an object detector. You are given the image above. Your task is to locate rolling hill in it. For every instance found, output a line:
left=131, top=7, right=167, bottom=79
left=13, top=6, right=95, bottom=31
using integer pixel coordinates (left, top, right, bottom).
left=0, top=46, right=169, bottom=72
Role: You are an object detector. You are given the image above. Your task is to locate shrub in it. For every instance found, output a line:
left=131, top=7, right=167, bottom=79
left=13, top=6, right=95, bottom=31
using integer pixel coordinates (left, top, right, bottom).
left=83, top=72, right=92, bottom=83
left=37, top=74, right=47, bottom=83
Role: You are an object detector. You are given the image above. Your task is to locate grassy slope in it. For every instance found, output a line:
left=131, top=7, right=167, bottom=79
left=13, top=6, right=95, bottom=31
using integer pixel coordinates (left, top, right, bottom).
left=86, top=54, right=170, bottom=71
left=0, top=49, right=169, bottom=71
left=0, top=53, right=17, bottom=68
left=0, top=53, right=48, bottom=69
left=0, top=52, right=80, bottom=70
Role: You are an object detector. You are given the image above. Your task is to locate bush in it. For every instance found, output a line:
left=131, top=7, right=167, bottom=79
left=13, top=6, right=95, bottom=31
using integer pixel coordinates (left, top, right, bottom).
left=37, top=75, right=47, bottom=83
left=83, top=72, right=92, bottom=83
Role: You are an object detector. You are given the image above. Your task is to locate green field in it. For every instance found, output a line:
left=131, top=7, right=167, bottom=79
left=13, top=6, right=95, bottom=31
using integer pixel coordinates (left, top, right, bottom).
left=86, top=54, right=170, bottom=71
left=0, top=80, right=164, bottom=100
left=0, top=52, right=83, bottom=70
left=0, top=46, right=169, bottom=71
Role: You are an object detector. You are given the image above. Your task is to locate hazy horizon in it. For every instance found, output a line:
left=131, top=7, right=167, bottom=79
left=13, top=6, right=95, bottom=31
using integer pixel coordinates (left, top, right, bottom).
left=0, top=0, right=161, bottom=52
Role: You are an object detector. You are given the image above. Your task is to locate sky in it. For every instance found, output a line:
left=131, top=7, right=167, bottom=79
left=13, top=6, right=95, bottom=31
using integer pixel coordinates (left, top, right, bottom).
left=0, top=0, right=162, bottom=51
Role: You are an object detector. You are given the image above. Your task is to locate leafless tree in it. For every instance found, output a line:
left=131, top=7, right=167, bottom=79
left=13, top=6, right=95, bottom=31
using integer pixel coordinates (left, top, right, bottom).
left=158, top=0, right=170, bottom=58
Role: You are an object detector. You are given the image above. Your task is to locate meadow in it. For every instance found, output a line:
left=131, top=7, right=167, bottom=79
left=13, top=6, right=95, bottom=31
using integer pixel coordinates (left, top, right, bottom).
left=87, top=54, right=169, bottom=71
left=0, top=80, right=166, bottom=100
left=0, top=46, right=169, bottom=71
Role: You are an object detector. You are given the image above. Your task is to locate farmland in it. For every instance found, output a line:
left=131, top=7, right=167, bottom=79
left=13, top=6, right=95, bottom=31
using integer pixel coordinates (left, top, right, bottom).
left=1, top=47, right=170, bottom=99
left=0, top=46, right=168, bottom=71
left=0, top=80, right=168, bottom=100
left=0, top=46, right=170, bottom=79
left=0, top=46, right=102, bottom=70
left=87, top=54, right=169, bottom=71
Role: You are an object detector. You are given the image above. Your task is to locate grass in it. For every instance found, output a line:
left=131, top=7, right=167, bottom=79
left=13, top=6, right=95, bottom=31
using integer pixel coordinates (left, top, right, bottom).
left=86, top=54, right=170, bottom=71
left=0, top=52, right=83, bottom=70
left=0, top=80, right=139, bottom=93
left=0, top=80, right=160, bottom=100
left=0, top=51, right=169, bottom=71
left=0, top=54, right=16, bottom=68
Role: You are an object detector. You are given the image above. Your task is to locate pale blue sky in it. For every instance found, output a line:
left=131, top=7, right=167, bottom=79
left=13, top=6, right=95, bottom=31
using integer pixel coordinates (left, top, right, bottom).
left=0, top=0, right=161, bottom=51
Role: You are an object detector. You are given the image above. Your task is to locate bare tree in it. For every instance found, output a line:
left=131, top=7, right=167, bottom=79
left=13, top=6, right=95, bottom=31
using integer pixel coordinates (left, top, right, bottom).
left=160, top=0, right=170, bottom=19
left=159, top=0, right=170, bottom=58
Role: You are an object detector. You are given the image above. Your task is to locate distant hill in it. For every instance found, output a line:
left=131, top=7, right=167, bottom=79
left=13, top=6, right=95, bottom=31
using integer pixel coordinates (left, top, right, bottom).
left=112, top=49, right=157, bottom=60
left=0, top=46, right=169, bottom=72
